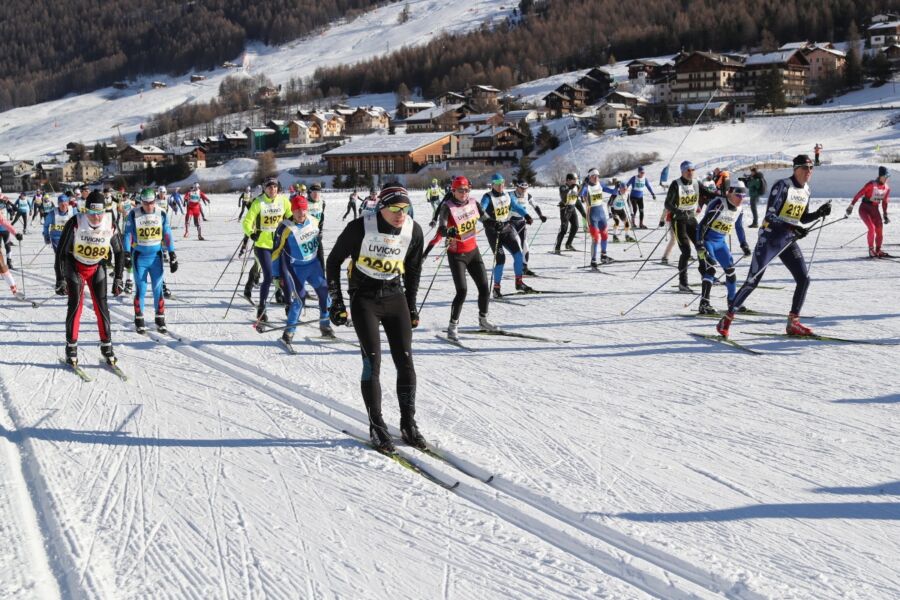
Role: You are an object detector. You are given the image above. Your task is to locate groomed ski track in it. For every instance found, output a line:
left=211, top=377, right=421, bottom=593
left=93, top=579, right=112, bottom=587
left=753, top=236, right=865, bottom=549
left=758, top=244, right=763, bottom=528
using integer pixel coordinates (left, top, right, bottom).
left=1, top=188, right=898, bottom=599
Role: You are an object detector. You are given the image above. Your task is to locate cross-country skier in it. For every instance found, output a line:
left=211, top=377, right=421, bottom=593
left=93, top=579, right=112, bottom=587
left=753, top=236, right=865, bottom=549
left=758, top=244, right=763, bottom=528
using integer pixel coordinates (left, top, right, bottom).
left=481, top=173, right=532, bottom=296
left=35, top=191, right=54, bottom=224
left=271, top=194, right=332, bottom=343
left=716, top=155, right=832, bottom=337
left=846, top=166, right=891, bottom=258
left=168, top=187, right=184, bottom=215
left=608, top=181, right=635, bottom=242
left=0, top=211, right=23, bottom=295
left=510, top=179, right=545, bottom=276
left=326, top=184, right=425, bottom=453
left=307, top=183, right=326, bottom=234
left=361, top=188, right=379, bottom=217
left=241, top=176, right=291, bottom=323
left=237, top=186, right=253, bottom=219
left=11, top=192, right=31, bottom=233
left=661, top=160, right=715, bottom=292
left=123, top=188, right=177, bottom=333
left=44, top=194, right=76, bottom=252
left=579, top=169, right=616, bottom=267
left=626, top=166, right=657, bottom=228
left=554, top=172, right=587, bottom=253
left=342, top=190, right=359, bottom=221
left=183, top=186, right=206, bottom=239
left=55, top=191, right=124, bottom=367
left=426, top=178, right=443, bottom=222
left=696, top=182, right=749, bottom=314
left=424, top=175, right=497, bottom=340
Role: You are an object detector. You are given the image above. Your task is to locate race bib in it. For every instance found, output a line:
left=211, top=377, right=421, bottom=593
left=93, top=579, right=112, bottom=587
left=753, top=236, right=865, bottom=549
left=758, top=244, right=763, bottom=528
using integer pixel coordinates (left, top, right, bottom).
left=134, top=212, right=163, bottom=246
left=73, top=214, right=113, bottom=265
left=492, top=194, right=512, bottom=222
left=778, top=186, right=809, bottom=225
left=259, top=199, right=286, bottom=232
left=448, top=198, right=479, bottom=240
left=289, top=219, right=320, bottom=262
left=355, top=214, right=413, bottom=280
left=566, top=190, right=579, bottom=205
left=709, top=208, right=738, bottom=235
left=586, top=183, right=605, bottom=207
left=613, top=196, right=627, bottom=210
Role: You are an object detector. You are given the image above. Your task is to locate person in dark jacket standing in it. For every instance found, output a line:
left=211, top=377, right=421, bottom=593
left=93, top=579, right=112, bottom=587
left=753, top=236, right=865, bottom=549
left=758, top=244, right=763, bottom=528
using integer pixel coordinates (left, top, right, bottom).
left=326, top=184, right=425, bottom=453
left=553, top=173, right=586, bottom=253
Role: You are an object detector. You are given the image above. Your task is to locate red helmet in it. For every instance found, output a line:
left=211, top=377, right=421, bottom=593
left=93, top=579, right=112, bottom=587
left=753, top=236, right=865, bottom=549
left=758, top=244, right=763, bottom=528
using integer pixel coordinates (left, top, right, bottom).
left=450, top=176, right=470, bottom=191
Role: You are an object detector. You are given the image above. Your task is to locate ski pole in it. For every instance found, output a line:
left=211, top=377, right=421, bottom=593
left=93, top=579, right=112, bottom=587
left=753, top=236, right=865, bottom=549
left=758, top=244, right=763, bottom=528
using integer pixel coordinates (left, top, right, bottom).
left=213, top=238, right=245, bottom=290
left=527, top=219, right=544, bottom=249
left=19, top=239, right=25, bottom=297
left=31, top=294, right=56, bottom=309
left=624, top=201, right=642, bottom=257
left=683, top=254, right=748, bottom=308
left=417, top=246, right=447, bottom=314
left=621, top=259, right=695, bottom=316
left=224, top=244, right=253, bottom=319
left=26, top=241, right=48, bottom=267
left=839, top=230, right=867, bottom=249
left=623, top=227, right=657, bottom=253
left=807, top=216, right=825, bottom=275
left=631, top=231, right=669, bottom=279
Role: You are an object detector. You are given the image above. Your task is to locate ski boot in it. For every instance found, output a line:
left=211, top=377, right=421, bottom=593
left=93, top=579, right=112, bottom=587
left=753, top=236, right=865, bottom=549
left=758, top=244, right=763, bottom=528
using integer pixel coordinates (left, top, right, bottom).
left=447, top=319, right=459, bottom=341
left=612, top=234, right=620, bottom=243
left=564, top=244, right=577, bottom=252
left=639, top=223, right=648, bottom=230
left=869, top=247, right=878, bottom=258
left=65, top=342, right=78, bottom=367
left=369, top=421, right=395, bottom=453
left=320, top=321, right=335, bottom=338
left=551, top=247, right=562, bottom=255
left=134, top=315, right=146, bottom=334
left=515, top=278, right=534, bottom=293
left=660, top=256, right=669, bottom=265
left=198, top=234, right=205, bottom=241
left=162, top=283, right=172, bottom=299
left=183, top=230, right=189, bottom=238
left=698, top=299, right=718, bottom=315
left=590, top=260, right=599, bottom=270
left=100, top=342, right=117, bottom=366
left=492, top=285, right=503, bottom=299
left=400, top=419, right=427, bottom=450
left=716, top=312, right=734, bottom=338
left=243, top=280, right=255, bottom=303
left=523, top=266, right=537, bottom=276
left=155, top=314, right=167, bottom=334
left=124, top=279, right=133, bottom=294
left=786, top=313, right=813, bottom=336
left=625, top=234, right=636, bottom=242
left=877, top=249, right=892, bottom=258
left=678, top=283, right=693, bottom=293
left=281, top=331, right=294, bottom=345
left=478, top=313, right=499, bottom=332
left=600, top=253, right=614, bottom=264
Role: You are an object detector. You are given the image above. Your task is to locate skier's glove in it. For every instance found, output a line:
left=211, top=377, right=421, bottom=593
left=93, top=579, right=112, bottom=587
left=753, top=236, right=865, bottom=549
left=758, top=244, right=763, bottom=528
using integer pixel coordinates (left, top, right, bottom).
left=741, top=243, right=751, bottom=256
left=658, top=219, right=665, bottom=228
left=112, top=278, right=123, bottom=296
left=845, top=205, right=854, bottom=217
left=15, top=233, right=23, bottom=241
left=428, top=220, right=436, bottom=228
left=409, top=309, right=420, bottom=329
left=885, top=214, right=890, bottom=225
left=43, top=236, right=51, bottom=245
left=55, top=280, right=67, bottom=296
left=250, top=231, right=260, bottom=242
left=123, top=253, right=132, bottom=270
left=793, top=226, right=809, bottom=240
left=525, top=214, right=533, bottom=226
left=697, top=249, right=707, bottom=261
left=168, top=252, right=178, bottom=273
left=330, top=300, right=348, bottom=326
left=540, top=214, right=547, bottom=223
left=815, top=202, right=832, bottom=218
left=445, top=226, right=458, bottom=238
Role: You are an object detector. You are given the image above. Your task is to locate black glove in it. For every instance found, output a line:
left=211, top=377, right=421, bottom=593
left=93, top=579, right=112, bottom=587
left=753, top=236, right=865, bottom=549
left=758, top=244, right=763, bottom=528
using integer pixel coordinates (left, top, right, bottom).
left=409, top=309, right=419, bottom=328
left=422, top=244, right=432, bottom=259
left=169, top=252, right=178, bottom=273
left=793, top=226, right=809, bottom=240
left=741, top=243, right=751, bottom=256
left=15, top=233, right=23, bottom=241
left=123, top=253, right=132, bottom=270
left=845, top=205, right=854, bottom=217
left=428, top=220, right=436, bottom=228
left=445, top=226, right=458, bottom=238
left=55, top=280, right=67, bottom=296
left=540, top=214, right=547, bottom=223
left=492, top=220, right=504, bottom=232
left=525, top=214, right=533, bottom=226
left=330, top=298, right=348, bottom=326
left=885, top=214, right=891, bottom=225
left=250, top=231, right=260, bottom=242
left=815, top=202, right=832, bottom=218
left=658, top=219, right=665, bottom=228
left=112, top=278, right=123, bottom=296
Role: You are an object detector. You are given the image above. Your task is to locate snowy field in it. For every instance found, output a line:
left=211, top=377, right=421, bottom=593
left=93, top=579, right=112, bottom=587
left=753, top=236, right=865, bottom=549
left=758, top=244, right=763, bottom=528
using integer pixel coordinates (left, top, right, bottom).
left=0, top=181, right=898, bottom=599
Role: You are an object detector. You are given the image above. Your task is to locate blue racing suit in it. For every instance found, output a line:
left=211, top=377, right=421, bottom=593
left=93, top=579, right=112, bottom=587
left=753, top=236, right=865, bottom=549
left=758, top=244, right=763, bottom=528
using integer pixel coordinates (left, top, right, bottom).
left=123, top=206, right=175, bottom=316
left=272, top=216, right=331, bottom=334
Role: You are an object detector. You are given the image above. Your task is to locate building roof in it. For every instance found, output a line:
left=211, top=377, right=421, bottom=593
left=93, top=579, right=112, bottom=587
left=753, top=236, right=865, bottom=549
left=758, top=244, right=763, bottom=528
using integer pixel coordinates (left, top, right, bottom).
left=459, top=113, right=499, bottom=124
left=167, top=147, right=205, bottom=156
left=399, top=101, right=435, bottom=109
left=468, top=84, right=501, bottom=93
left=244, top=128, right=276, bottom=134
left=473, top=126, right=513, bottom=139
left=223, top=131, right=248, bottom=140
left=779, top=41, right=811, bottom=50
left=125, top=145, right=165, bottom=155
left=600, top=102, right=630, bottom=111
left=807, top=45, right=846, bottom=57
left=868, top=20, right=900, bottom=31
left=691, top=51, right=745, bottom=68
left=543, top=91, right=569, bottom=100
left=289, top=120, right=309, bottom=129
left=403, top=103, right=464, bottom=122
left=503, top=109, right=537, bottom=120
left=324, top=132, right=450, bottom=157
left=745, top=50, right=802, bottom=66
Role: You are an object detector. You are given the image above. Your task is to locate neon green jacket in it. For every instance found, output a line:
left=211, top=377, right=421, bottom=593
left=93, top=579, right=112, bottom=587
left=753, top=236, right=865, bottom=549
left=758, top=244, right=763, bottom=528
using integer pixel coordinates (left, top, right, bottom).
left=241, top=193, right=292, bottom=250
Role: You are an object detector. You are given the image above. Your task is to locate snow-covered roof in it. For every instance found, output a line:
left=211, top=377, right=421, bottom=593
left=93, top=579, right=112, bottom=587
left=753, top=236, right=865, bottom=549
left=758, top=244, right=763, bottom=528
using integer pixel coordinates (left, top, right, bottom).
left=474, top=126, right=512, bottom=139
left=779, top=41, right=811, bottom=50
left=745, top=51, right=800, bottom=66
left=459, top=113, right=499, bottom=123
left=267, top=119, right=287, bottom=127
left=168, top=146, right=204, bottom=156
left=503, top=109, right=537, bottom=120
left=468, top=84, right=501, bottom=93
left=244, top=128, right=276, bottom=134
left=868, top=20, right=900, bottom=31
left=399, top=101, right=435, bottom=109
left=683, top=101, right=729, bottom=110
left=223, top=131, right=248, bottom=140
left=126, top=144, right=165, bottom=154
left=289, top=120, right=309, bottom=129
left=323, top=132, right=451, bottom=156
left=807, top=45, right=846, bottom=58
left=403, top=104, right=464, bottom=122
left=600, top=102, right=630, bottom=111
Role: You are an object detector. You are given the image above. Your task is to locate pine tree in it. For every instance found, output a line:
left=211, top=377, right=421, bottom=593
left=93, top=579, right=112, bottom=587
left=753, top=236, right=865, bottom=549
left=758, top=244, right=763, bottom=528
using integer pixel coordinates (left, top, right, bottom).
left=518, top=120, right=535, bottom=154
left=514, top=157, right=537, bottom=185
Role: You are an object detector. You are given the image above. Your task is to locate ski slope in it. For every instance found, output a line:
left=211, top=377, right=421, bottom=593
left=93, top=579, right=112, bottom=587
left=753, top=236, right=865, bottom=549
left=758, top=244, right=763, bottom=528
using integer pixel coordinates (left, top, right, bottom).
left=0, top=0, right=511, bottom=160
left=1, top=178, right=898, bottom=598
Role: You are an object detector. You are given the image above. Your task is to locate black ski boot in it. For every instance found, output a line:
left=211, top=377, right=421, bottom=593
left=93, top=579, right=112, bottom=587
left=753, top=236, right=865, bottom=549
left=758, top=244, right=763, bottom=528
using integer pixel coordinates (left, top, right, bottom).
left=399, top=393, right=427, bottom=450
left=523, top=266, right=537, bottom=276
left=100, top=342, right=117, bottom=365
left=65, top=342, right=78, bottom=366
left=155, top=314, right=167, bottom=334
left=162, top=283, right=172, bottom=299
left=274, top=287, right=285, bottom=304
left=255, top=306, right=268, bottom=332
left=515, top=279, right=534, bottom=293
left=600, top=253, right=614, bottom=264
left=492, top=285, right=502, bottom=299
left=369, top=420, right=395, bottom=453
left=124, top=279, right=133, bottom=294
left=698, top=299, right=718, bottom=315
left=243, top=279, right=255, bottom=304
left=134, top=315, right=146, bottom=334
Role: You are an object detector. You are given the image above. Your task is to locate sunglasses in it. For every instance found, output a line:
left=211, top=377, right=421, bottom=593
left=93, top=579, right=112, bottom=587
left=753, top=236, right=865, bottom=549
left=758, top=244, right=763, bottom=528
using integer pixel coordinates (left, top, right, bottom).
left=385, top=204, right=410, bottom=214
left=453, top=187, right=469, bottom=193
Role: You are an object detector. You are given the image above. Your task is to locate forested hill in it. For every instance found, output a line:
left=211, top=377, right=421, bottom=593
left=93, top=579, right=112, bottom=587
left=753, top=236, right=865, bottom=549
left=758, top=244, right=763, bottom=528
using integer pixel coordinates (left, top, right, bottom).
left=313, top=0, right=897, bottom=98
left=0, top=0, right=392, bottom=111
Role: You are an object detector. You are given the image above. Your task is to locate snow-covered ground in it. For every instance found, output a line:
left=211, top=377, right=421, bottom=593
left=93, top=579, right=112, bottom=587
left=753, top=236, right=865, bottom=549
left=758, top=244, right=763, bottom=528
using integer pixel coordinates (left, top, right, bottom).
left=1, top=180, right=898, bottom=599
left=0, top=0, right=512, bottom=159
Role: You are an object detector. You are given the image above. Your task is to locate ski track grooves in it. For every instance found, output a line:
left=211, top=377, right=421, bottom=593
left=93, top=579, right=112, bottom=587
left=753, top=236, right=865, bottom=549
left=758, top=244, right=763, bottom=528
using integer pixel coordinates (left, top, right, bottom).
left=0, top=370, right=93, bottom=599
left=98, top=303, right=762, bottom=600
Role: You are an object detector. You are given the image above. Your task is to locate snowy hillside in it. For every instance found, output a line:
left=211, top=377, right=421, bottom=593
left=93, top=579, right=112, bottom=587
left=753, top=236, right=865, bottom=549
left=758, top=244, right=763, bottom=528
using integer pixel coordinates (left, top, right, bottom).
left=0, top=0, right=511, bottom=159
left=1, top=187, right=898, bottom=599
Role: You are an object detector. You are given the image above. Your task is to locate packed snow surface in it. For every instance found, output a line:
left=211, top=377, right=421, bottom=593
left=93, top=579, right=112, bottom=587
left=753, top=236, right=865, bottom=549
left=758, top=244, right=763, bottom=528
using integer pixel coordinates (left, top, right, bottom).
left=1, top=176, right=898, bottom=598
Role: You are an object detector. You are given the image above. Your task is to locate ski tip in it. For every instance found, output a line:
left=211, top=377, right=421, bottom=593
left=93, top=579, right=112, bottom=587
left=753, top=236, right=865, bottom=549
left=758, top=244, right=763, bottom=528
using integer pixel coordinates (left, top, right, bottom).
left=484, top=475, right=495, bottom=483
